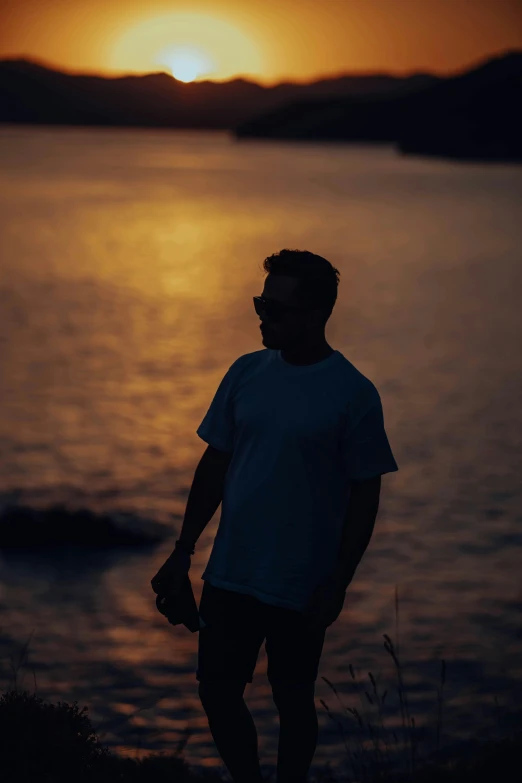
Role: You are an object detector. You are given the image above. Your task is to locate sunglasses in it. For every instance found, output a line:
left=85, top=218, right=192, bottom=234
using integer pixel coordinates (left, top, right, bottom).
left=253, top=295, right=312, bottom=320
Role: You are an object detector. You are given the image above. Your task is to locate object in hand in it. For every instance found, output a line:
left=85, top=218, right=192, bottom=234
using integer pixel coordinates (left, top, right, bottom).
left=155, top=573, right=202, bottom=633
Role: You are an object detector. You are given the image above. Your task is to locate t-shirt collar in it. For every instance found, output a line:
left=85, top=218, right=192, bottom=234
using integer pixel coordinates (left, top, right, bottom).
left=275, top=349, right=341, bottom=374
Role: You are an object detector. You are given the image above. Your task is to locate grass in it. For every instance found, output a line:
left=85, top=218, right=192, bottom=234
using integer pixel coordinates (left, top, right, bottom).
left=1, top=585, right=521, bottom=782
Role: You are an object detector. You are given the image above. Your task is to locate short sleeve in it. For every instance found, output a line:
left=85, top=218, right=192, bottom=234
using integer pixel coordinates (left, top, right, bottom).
left=342, top=385, right=399, bottom=481
left=196, top=362, right=239, bottom=453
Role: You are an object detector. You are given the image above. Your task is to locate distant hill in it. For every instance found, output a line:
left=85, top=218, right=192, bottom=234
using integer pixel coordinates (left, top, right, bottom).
left=235, top=50, right=522, bottom=163
left=1, top=52, right=520, bottom=162
left=0, top=58, right=439, bottom=130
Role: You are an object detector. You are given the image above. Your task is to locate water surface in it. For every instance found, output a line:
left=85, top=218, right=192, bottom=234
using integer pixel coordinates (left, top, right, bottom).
left=1, top=126, right=522, bottom=774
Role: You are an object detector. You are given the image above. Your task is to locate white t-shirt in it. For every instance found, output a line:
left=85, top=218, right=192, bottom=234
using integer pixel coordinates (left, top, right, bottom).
left=196, top=348, right=398, bottom=611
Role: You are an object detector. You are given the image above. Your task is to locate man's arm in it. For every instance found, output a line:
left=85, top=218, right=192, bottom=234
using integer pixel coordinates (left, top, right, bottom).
left=331, top=475, right=381, bottom=591
left=177, top=444, right=233, bottom=551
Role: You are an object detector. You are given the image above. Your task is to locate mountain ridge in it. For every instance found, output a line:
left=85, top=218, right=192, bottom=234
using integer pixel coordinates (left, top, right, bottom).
left=0, top=56, right=440, bottom=130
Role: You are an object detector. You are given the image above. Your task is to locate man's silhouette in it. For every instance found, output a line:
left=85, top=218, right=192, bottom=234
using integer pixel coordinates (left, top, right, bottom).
left=151, top=249, right=399, bottom=783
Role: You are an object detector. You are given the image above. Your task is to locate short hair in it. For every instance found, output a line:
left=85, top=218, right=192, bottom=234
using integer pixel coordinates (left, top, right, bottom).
left=262, top=248, right=340, bottom=324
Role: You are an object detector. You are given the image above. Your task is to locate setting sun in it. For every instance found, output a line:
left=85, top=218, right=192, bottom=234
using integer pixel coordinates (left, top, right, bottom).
left=159, top=46, right=214, bottom=83
left=107, top=12, right=264, bottom=83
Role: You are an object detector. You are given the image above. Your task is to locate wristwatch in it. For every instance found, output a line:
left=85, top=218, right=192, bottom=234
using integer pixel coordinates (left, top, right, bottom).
left=175, top=538, right=195, bottom=556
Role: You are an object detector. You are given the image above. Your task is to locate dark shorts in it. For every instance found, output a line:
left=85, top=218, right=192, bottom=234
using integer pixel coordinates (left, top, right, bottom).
left=196, top=580, right=326, bottom=686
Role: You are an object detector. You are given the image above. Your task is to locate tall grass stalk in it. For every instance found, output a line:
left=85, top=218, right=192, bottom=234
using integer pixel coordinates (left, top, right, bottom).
left=383, top=634, right=414, bottom=778
left=384, top=584, right=417, bottom=778
left=321, top=674, right=374, bottom=783
left=395, top=584, right=400, bottom=661
left=368, top=670, right=392, bottom=774
left=349, top=666, right=389, bottom=775
left=319, top=695, right=363, bottom=783
left=7, top=628, right=35, bottom=692
left=435, top=658, right=446, bottom=758
left=322, top=662, right=399, bottom=782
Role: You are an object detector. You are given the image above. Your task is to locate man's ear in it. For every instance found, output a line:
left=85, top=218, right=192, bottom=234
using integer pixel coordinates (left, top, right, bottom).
left=311, top=308, right=328, bottom=328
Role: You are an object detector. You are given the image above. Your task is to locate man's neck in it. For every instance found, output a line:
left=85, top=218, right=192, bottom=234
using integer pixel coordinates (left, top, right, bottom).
left=280, top=343, right=335, bottom=366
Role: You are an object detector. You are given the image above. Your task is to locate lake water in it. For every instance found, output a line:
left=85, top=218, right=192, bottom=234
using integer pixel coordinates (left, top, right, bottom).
left=1, top=126, right=522, bottom=777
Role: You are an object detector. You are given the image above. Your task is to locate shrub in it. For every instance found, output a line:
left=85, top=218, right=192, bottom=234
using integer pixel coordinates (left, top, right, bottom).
left=0, top=689, right=112, bottom=782
left=0, top=687, right=229, bottom=783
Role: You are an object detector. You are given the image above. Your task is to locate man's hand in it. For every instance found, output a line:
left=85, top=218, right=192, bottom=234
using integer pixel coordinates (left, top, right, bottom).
left=151, top=547, right=191, bottom=597
left=302, top=573, right=347, bottom=630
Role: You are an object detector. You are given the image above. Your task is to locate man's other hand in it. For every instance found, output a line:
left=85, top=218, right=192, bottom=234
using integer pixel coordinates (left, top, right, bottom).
left=302, top=574, right=346, bottom=630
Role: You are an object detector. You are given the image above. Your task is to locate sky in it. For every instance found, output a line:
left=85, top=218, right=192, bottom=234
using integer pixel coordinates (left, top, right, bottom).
left=1, top=0, right=521, bottom=85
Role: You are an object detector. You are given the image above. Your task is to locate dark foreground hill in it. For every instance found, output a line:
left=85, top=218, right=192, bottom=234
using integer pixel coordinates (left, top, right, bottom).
left=234, top=50, right=522, bottom=163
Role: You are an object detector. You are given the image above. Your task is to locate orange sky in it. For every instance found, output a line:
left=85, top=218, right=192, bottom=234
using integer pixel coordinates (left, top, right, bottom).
left=1, top=0, right=521, bottom=85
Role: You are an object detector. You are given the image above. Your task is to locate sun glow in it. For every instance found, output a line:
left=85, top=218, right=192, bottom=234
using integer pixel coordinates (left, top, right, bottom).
left=109, top=12, right=264, bottom=82
left=160, top=46, right=213, bottom=83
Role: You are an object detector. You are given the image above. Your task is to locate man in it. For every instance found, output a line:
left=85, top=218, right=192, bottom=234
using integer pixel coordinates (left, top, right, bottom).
left=151, top=248, right=399, bottom=783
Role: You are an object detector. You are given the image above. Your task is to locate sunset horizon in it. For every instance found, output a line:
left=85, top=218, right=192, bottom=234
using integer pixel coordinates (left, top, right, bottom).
left=1, top=0, right=521, bottom=87
left=2, top=46, right=520, bottom=88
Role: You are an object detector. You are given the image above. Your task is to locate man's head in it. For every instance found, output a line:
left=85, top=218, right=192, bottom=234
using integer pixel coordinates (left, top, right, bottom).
left=255, top=249, right=340, bottom=351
